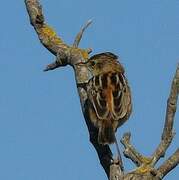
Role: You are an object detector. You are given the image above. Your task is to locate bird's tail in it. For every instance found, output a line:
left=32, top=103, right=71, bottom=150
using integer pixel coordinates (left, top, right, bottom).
left=98, top=121, right=115, bottom=145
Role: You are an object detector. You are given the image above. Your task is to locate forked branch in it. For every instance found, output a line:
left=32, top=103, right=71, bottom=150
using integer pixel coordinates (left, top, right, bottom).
left=25, top=1, right=179, bottom=179
left=110, top=65, right=179, bottom=180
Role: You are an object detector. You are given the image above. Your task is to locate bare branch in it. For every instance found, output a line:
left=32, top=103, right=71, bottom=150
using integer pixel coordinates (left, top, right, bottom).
left=43, top=61, right=66, bottom=72
left=151, top=65, right=179, bottom=166
left=83, top=109, right=113, bottom=178
left=25, top=0, right=69, bottom=55
left=120, top=132, right=144, bottom=167
left=156, top=149, right=179, bottom=179
left=73, top=20, right=93, bottom=48
left=44, top=48, right=69, bottom=71
left=25, top=0, right=91, bottom=69
left=110, top=159, right=124, bottom=180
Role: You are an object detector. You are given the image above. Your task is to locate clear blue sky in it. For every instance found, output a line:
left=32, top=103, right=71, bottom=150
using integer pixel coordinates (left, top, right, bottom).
left=0, top=0, right=178, bottom=179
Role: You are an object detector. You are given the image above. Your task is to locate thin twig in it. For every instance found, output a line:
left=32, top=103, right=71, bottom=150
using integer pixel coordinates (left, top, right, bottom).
left=73, top=19, right=93, bottom=48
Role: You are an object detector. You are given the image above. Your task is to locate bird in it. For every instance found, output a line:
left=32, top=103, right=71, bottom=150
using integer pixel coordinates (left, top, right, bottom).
left=83, top=52, right=132, bottom=145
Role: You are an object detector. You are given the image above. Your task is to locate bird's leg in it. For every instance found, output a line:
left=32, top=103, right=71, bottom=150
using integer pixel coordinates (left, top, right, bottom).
left=114, top=135, right=124, bottom=171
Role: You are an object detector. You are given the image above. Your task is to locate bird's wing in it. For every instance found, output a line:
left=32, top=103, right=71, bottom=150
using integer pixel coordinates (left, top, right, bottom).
left=111, top=73, right=132, bottom=121
left=87, top=72, right=131, bottom=121
left=87, top=74, right=109, bottom=119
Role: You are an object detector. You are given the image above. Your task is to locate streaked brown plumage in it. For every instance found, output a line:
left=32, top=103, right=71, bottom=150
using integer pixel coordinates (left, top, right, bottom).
left=84, top=52, right=132, bottom=145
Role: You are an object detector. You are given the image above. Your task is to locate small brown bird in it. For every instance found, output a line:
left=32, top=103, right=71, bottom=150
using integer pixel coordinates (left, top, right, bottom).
left=84, top=52, right=132, bottom=145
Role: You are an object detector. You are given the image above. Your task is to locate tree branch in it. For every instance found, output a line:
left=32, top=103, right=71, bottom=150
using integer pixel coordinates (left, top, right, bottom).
left=156, top=149, right=179, bottom=179
left=73, top=19, right=93, bottom=48
left=25, top=0, right=68, bottom=55
left=25, top=1, right=179, bottom=179
left=151, top=65, right=179, bottom=166
left=25, top=0, right=114, bottom=178
left=110, top=159, right=124, bottom=180
left=120, top=132, right=145, bottom=167
left=111, top=65, right=179, bottom=179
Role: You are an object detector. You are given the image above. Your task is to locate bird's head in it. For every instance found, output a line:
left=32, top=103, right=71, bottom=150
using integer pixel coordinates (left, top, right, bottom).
left=82, top=52, right=124, bottom=76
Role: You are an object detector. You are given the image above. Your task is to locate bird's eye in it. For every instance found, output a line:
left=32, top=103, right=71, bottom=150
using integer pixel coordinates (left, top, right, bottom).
left=90, top=61, right=96, bottom=67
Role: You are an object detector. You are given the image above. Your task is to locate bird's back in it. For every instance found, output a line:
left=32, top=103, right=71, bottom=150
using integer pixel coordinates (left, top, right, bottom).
left=85, top=52, right=132, bottom=144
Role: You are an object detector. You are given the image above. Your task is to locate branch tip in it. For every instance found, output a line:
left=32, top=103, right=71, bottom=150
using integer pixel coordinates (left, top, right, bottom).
left=73, top=19, right=93, bottom=48
left=151, top=65, right=179, bottom=167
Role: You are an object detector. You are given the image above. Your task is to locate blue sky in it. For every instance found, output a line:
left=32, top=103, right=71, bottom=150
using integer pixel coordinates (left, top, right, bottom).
left=0, top=0, right=178, bottom=179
